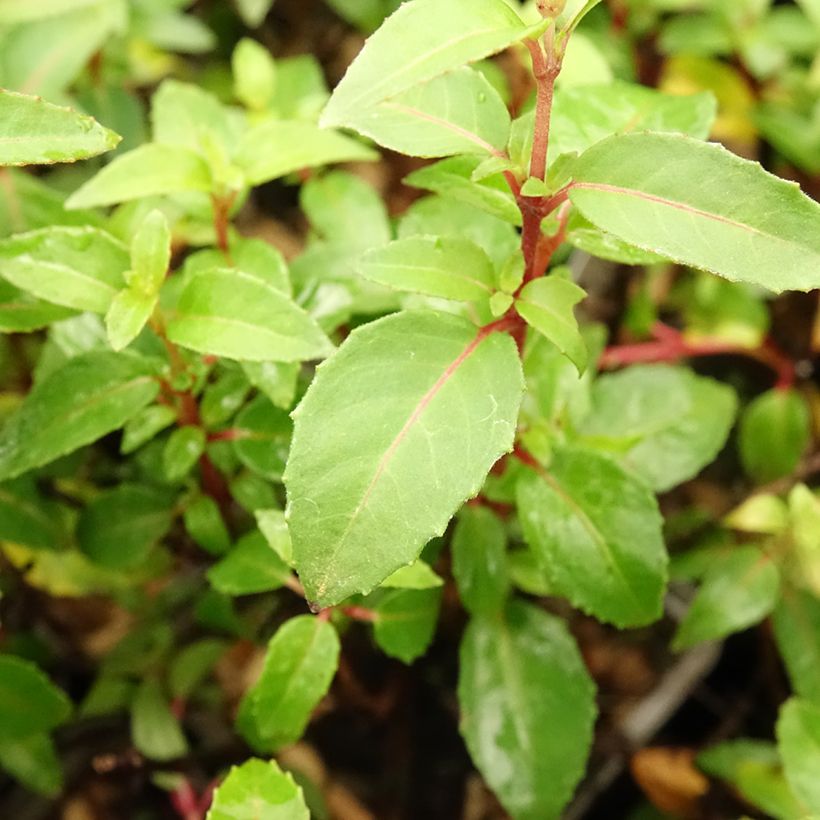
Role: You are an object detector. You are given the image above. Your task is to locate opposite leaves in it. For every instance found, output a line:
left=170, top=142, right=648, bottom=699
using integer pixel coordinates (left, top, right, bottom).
left=285, top=311, right=523, bottom=606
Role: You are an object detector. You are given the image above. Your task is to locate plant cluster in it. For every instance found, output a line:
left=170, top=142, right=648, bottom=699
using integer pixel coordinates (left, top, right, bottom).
left=1, top=0, right=819, bottom=818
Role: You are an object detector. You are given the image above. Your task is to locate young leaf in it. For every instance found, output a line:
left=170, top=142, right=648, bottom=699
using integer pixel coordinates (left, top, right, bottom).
left=580, top=365, right=738, bottom=492
left=235, top=0, right=277, bottom=27
left=321, top=0, right=545, bottom=129
left=373, top=586, right=443, bottom=663
left=0, top=89, right=120, bottom=167
left=673, top=546, right=780, bottom=650
left=570, top=133, right=820, bottom=292
left=285, top=310, right=523, bottom=607
left=515, top=276, right=588, bottom=373
left=0, top=352, right=160, bottom=481
left=167, top=269, right=333, bottom=363
left=128, top=209, right=171, bottom=296
left=0, top=226, right=129, bottom=313
left=0, top=733, right=62, bottom=797
left=342, top=66, right=511, bottom=158
left=458, top=601, right=597, bottom=820
left=105, top=288, right=156, bottom=351
left=256, top=509, right=293, bottom=566
left=78, top=484, right=173, bottom=570
left=207, top=531, right=293, bottom=596
left=451, top=505, right=510, bottom=617
left=0, top=655, right=71, bottom=740
left=358, top=236, right=495, bottom=301
left=241, top=616, right=340, bottom=750
left=184, top=495, right=231, bottom=556
left=739, top=389, right=810, bottom=484
left=234, top=121, right=376, bottom=186
left=207, top=759, right=309, bottom=820
left=131, top=679, right=188, bottom=762
left=517, top=446, right=667, bottom=628
left=65, top=144, right=212, bottom=210
left=233, top=38, right=277, bottom=111
left=777, top=698, right=820, bottom=813
left=163, top=426, right=206, bottom=482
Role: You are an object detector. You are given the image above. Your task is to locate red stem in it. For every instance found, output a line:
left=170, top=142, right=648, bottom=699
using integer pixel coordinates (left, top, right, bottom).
left=525, top=35, right=560, bottom=183
left=170, top=781, right=204, bottom=820
left=210, top=193, right=236, bottom=262
left=341, top=605, right=379, bottom=623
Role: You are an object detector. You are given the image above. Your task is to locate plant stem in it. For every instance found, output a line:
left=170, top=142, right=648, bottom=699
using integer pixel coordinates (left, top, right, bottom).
left=210, top=193, right=236, bottom=262
left=525, top=31, right=560, bottom=183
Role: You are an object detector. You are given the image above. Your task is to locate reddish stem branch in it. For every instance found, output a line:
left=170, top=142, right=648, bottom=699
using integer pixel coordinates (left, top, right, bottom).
left=525, top=35, right=560, bottom=183
left=600, top=322, right=797, bottom=390
left=210, top=193, right=236, bottom=262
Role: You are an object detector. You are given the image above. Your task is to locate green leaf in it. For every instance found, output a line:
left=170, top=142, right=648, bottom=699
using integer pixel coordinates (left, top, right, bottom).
left=0, top=733, right=62, bottom=797
left=515, top=276, right=587, bottom=374
left=0, top=226, right=129, bottom=313
left=235, top=0, right=276, bottom=27
left=0, top=0, right=104, bottom=23
left=131, top=678, right=188, bottom=762
left=169, top=639, right=227, bottom=701
left=0, top=89, right=120, bottom=167
left=0, top=351, right=159, bottom=481
left=739, top=389, right=811, bottom=484
left=167, top=269, right=333, bottom=363
left=105, top=288, right=156, bottom=351
left=359, top=236, right=495, bottom=301
left=405, top=155, right=521, bottom=225
left=232, top=395, right=292, bottom=481
left=458, top=600, right=596, bottom=820
left=207, top=530, right=293, bottom=595
left=0, top=280, right=74, bottom=332
left=207, top=758, right=309, bottom=820
left=184, top=494, right=231, bottom=556
left=233, top=38, right=277, bottom=111
left=163, top=425, right=206, bottom=482
left=451, top=505, right=509, bottom=617
left=128, top=209, right=171, bottom=296
left=65, top=144, right=212, bottom=210
left=0, top=477, right=65, bottom=550
left=321, top=0, right=545, bottom=128
left=256, top=508, right=293, bottom=566
left=121, top=405, right=177, bottom=455
left=0, top=655, right=71, bottom=740
left=285, top=310, right=523, bottom=607
left=381, top=560, right=442, bottom=589
left=570, top=133, right=820, bottom=293
left=580, top=365, right=738, bottom=492
left=77, top=484, right=173, bottom=569
left=373, top=586, right=442, bottom=663
left=342, top=66, right=511, bottom=158
left=673, top=546, right=780, bottom=650
left=234, top=121, right=376, bottom=187
left=517, top=446, right=667, bottom=627
left=777, top=698, right=820, bottom=812
left=774, top=588, right=820, bottom=704
left=241, top=616, right=340, bottom=751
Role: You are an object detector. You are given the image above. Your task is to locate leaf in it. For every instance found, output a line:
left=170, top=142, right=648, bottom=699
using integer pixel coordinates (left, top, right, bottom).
left=458, top=600, right=597, bottom=820
left=580, top=365, right=738, bottom=492
left=207, top=530, right=293, bottom=595
left=381, top=560, right=442, bottom=589
left=241, top=616, right=340, bottom=751
left=777, top=698, right=820, bottom=812
left=0, top=89, right=120, bottom=167
left=285, top=310, right=523, bottom=607
left=169, top=639, right=228, bottom=701
left=235, top=0, right=277, bottom=28
left=0, top=226, right=129, bottom=313
left=128, top=209, right=171, bottom=296
left=0, top=732, right=62, bottom=797
left=234, top=121, right=376, bottom=186
left=0, top=0, right=104, bottom=23
left=105, top=288, right=156, bottom=351
left=256, top=509, right=293, bottom=566
left=517, top=446, right=667, bottom=628
left=184, top=495, right=231, bottom=556
left=167, top=269, right=333, bottom=363
left=131, top=679, right=188, bottom=762
left=121, top=405, right=177, bottom=455
left=321, top=0, right=544, bottom=129
left=77, top=484, right=174, bottom=570
left=570, top=133, right=820, bottom=293
left=0, top=477, right=65, bottom=550
left=0, top=280, right=75, bottom=332
left=673, top=546, right=780, bottom=650
left=342, top=66, right=511, bottom=158
left=0, top=655, right=71, bottom=740
left=739, top=389, right=811, bottom=484
left=163, top=426, right=206, bottom=482
left=515, top=276, right=588, bottom=374
left=359, top=236, right=495, bottom=301
left=451, top=505, right=509, bottom=617
left=232, top=395, right=292, bottom=480
left=233, top=38, right=277, bottom=111
left=773, top=588, right=820, bottom=704
left=65, top=144, right=212, bottom=210
left=207, top=758, right=309, bottom=820
left=373, top=587, right=442, bottom=663
left=405, top=155, right=521, bottom=225
left=0, top=351, right=159, bottom=481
